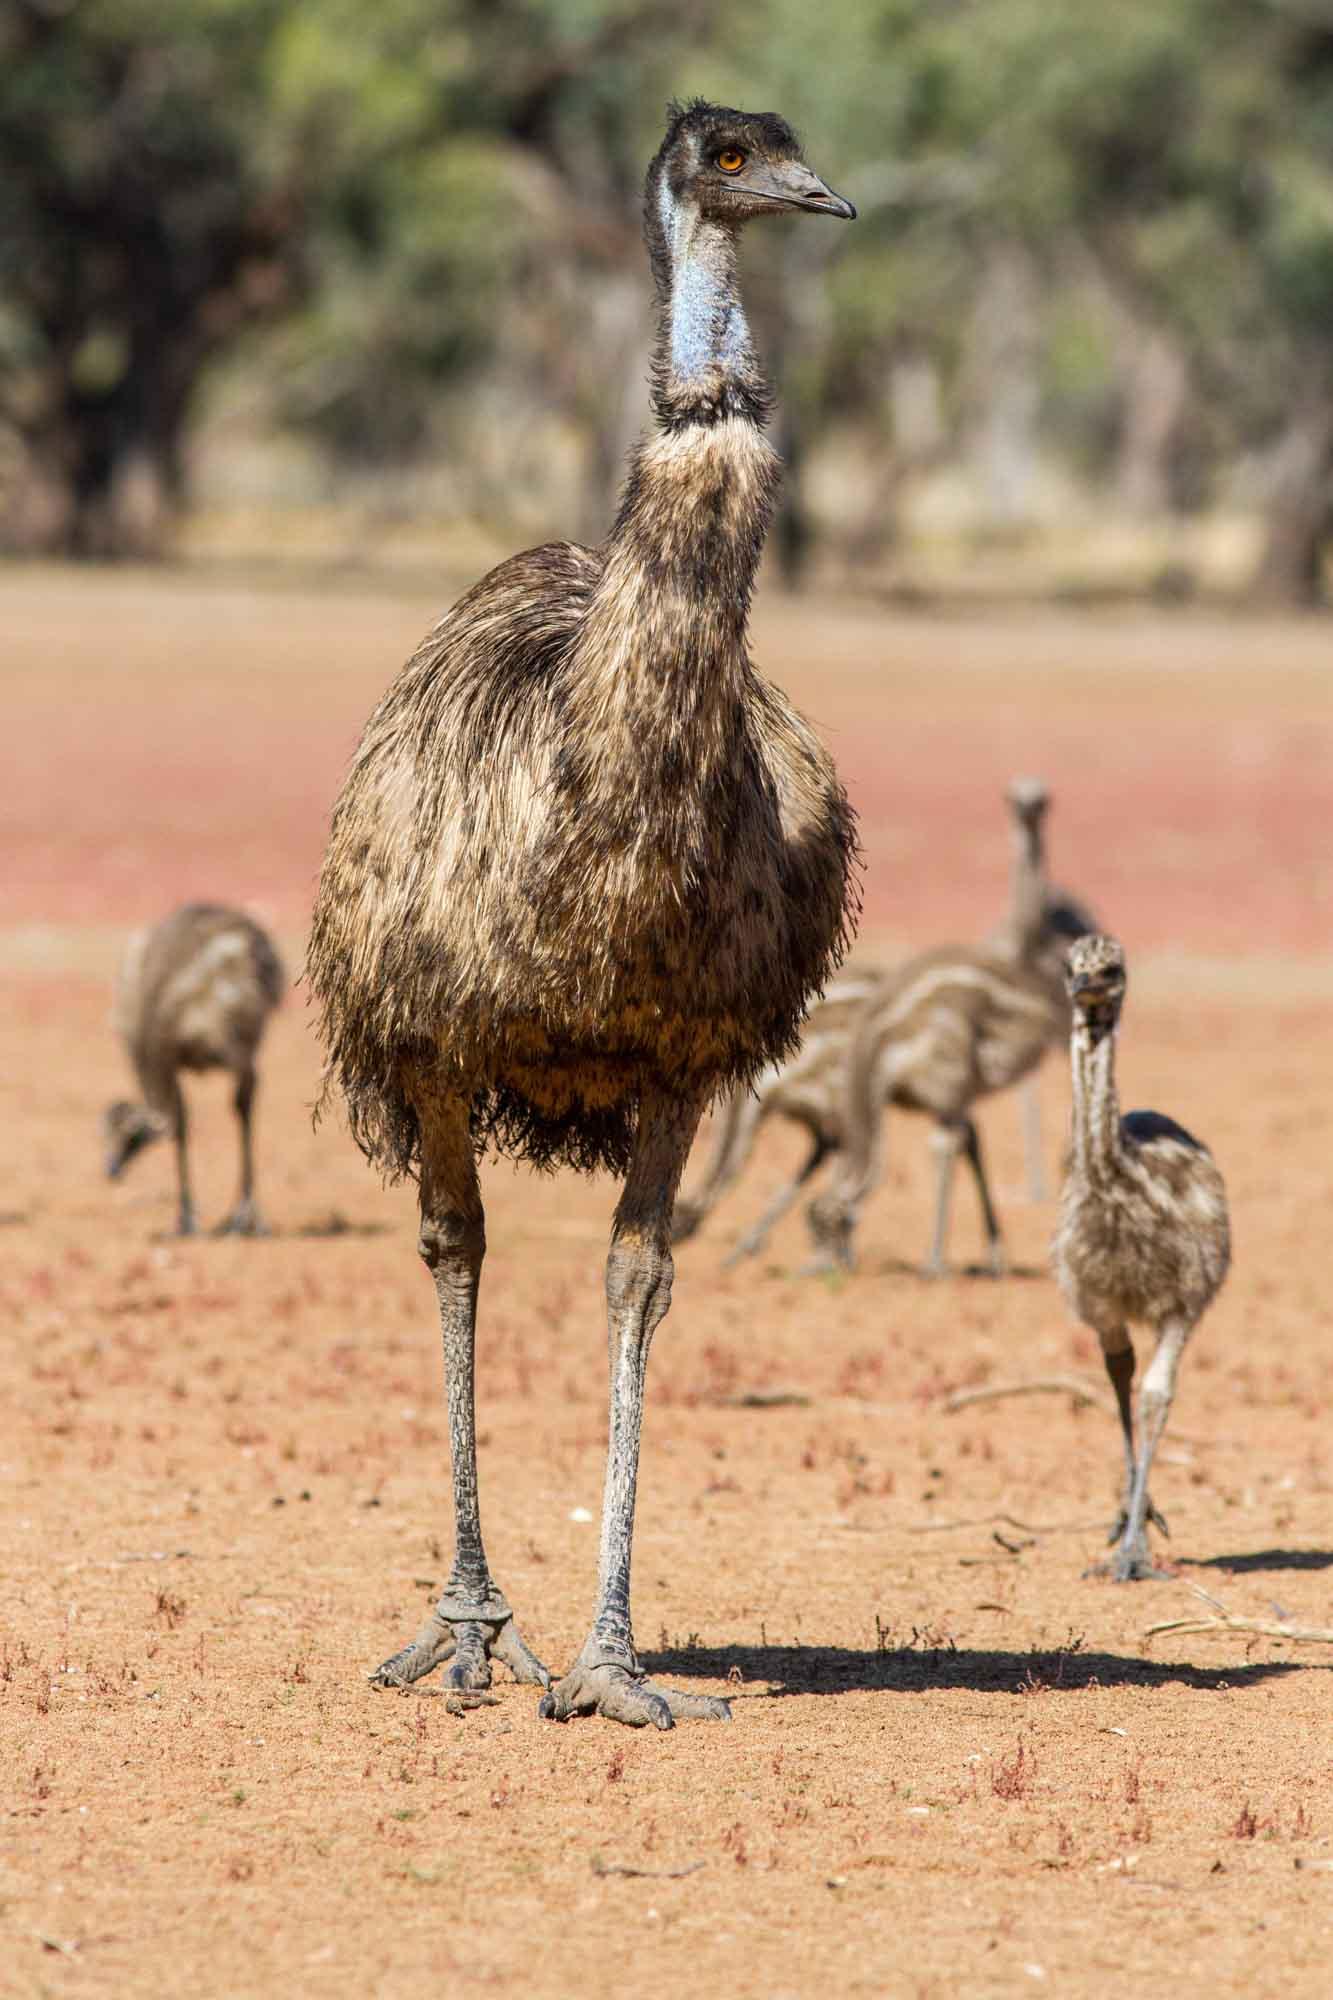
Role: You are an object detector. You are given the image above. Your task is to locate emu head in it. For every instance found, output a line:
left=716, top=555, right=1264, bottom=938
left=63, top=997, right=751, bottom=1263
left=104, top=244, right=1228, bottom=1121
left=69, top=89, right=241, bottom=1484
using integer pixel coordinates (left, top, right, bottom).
left=1006, top=776, right=1050, bottom=831
left=645, top=99, right=854, bottom=280
left=1064, top=934, right=1127, bottom=1044
left=103, top=1101, right=167, bottom=1179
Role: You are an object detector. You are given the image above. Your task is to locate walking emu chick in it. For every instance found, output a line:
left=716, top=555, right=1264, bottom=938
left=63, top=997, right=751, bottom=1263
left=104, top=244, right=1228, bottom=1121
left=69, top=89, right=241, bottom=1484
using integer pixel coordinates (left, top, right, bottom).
left=104, top=904, right=285, bottom=1236
left=307, top=102, right=857, bottom=1728
left=1053, top=935, right=1230, bottom=1581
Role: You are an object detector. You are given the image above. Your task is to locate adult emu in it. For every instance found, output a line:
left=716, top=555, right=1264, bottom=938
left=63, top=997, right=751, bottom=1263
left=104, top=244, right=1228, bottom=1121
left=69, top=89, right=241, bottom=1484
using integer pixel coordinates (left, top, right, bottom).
left=308, top=102, right=857, bottom=1728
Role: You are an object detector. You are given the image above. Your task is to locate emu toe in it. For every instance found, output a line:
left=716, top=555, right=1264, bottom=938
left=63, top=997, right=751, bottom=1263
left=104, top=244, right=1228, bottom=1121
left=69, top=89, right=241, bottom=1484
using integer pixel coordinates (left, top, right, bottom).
left=1085, top=1538, right=1176, bottom=1585
left=540, top=1655, right=731, bottom=1730
left=213, top=1201, right=269, bottom=1239
left=369, top=1604, right=550, bottom=1694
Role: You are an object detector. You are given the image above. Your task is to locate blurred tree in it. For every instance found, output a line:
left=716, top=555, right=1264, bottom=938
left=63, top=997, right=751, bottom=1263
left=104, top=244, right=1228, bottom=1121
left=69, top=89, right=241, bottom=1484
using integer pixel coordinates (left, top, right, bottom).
left=8, top=0, right=1333, bottom=596
left=0, top=0, right=304, bottom=555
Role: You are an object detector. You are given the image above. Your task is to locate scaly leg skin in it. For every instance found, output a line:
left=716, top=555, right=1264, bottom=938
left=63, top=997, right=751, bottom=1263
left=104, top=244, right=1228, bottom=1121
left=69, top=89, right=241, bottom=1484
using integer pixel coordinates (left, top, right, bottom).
left=1091, top=1324, right=1182, bottom=1582
left=540, top=1089, right=731, bottom=1730
left=369, top=1096, right=548, bottom=1694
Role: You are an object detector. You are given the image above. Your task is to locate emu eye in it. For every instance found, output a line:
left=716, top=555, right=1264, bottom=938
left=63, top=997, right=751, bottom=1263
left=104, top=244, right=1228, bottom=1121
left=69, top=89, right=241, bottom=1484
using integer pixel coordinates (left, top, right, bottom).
left=716, top=149, right=745, bottom=173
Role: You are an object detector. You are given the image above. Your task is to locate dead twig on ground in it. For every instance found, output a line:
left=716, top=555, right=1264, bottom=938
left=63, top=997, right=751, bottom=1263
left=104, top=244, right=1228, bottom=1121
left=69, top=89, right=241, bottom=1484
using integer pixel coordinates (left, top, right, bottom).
left=591, top=1856, right=706, bottom=1880
left=1144, top=1581, right=1333, bottom=1647
left=908, top=1511, right=1107, bottom=1537
left=719, top=1388, right=811, bottom=1408
left=940, top=1376, right=1113, bottom=1415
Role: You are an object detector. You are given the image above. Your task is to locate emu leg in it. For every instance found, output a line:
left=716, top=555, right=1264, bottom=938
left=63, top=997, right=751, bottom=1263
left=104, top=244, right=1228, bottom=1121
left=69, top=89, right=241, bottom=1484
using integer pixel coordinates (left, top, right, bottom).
left=1021, top=1077, right=1046, bottom=1202
left=724, top=1133, right=833, bottom=1267
left=1108, top=1319, right=1188, bottom=1583
left=370, top=1098, right=547, bottom=1694
left=215, top=1066, right=267, bottom=1236
left=170, top=1080, right=196, bottom=1237
left=541, top=1090, right=730, bottom=1730
left=959, top=1118, right=1006, bottom=1278
left=921, top=1123, right=961, bottom=1277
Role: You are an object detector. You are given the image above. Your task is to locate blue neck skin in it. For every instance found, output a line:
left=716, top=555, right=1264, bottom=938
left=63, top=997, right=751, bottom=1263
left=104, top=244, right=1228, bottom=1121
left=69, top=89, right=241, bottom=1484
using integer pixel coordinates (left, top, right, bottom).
left=657, top=177, right=756, bottom=404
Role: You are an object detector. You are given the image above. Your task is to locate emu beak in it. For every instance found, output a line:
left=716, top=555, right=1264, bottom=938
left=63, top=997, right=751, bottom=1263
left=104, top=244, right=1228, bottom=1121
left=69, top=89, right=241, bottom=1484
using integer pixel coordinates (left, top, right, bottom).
left=752, top=161, right=856, bottom=220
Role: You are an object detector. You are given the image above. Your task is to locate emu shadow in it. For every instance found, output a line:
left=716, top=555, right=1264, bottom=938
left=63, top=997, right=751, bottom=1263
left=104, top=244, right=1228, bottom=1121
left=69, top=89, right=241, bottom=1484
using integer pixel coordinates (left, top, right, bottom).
left=294, top=1213, right=391, bottom=1240
left=642, top=1640, right=1315, bottom=1701
left=858, top=1255, right=1047, bottom=1284
left=1183, top=1548, right=1333, bottom=1575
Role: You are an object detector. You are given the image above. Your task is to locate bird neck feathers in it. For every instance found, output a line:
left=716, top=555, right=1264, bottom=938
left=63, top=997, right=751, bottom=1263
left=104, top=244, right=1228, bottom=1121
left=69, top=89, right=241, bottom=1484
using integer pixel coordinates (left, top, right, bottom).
left=1069, top=1019, right=1124, bottom=1182
left=569, top=173, right=783, bottom=742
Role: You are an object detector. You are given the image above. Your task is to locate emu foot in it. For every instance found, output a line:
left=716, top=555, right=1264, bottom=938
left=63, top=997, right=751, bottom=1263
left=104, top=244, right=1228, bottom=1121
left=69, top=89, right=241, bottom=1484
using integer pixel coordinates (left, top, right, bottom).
left=369, top=1594, right=549, bottom=1694
left=213, top=1201, right=269, bottom=1238
left=1086, top=1543, right=1177, bottom=1584
left=802, top=1197, right=854, bottom=1276
left=539, top=1642, right=731, bottom=1731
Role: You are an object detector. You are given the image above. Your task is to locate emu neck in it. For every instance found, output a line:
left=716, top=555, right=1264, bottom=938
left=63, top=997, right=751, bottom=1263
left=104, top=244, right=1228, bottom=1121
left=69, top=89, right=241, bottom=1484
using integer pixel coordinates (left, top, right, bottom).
left=129, top=1037, right=175, bottom=1118
left=1008, top=821, right=1046, bottom=959
left=1069, top=1021, right=1124, bottom=1184
left=652, top=205, right=768, bottom=430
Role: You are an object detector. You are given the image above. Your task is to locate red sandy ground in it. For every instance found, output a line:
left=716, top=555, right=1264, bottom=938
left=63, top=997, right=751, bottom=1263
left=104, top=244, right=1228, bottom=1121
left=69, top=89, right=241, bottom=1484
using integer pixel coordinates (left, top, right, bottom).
left=3, top=569, right=1333, bottom=1999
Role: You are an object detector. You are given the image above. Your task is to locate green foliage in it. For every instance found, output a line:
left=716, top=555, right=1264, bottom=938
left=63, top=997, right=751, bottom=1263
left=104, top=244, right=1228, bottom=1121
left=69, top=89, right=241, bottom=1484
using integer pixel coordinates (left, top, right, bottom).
left=7, top=0, right=1333, bottom=584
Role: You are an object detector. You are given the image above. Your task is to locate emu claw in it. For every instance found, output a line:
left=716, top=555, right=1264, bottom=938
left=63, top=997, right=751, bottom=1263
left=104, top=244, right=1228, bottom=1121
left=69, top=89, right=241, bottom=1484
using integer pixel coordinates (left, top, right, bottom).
left=369, top=1604, right=549, bottom=1693
left=1085, top=1540, right=1176, bottom=1584
left=213, top=1203, right=269, bottom=1238
left=539, top=1656, right=731, bottom=1730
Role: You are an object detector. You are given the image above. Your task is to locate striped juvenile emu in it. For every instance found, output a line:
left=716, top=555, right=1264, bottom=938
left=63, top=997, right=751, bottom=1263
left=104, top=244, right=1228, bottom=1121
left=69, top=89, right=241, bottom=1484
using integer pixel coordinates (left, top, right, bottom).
left=104, top=904, right=284, bottom=1237
left=307, top=102, right=857, bottom=1729
left=806, top=943, right=1061, bottom=1277
left=676, top=780, right=1094, bottom=1267
left=1053, top=934, right=1229, bottom=1581
left=670, top=961, right=884, bottom=1263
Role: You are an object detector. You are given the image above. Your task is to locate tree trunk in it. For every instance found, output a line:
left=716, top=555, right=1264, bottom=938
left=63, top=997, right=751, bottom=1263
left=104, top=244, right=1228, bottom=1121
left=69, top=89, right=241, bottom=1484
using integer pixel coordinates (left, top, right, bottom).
left=1249, top=401, right=1333, bottom=606
left=4, top=333, right=193, bottom=559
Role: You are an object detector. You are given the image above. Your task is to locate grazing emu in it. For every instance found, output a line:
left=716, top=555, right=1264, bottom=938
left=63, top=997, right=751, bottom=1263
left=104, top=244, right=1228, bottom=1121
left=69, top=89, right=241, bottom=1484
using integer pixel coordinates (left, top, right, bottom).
left=105, top=904, right=285, bottom=1237
left=670, top=961, right=885, bottom=1263
left=806, top=942, right=1061, bottom=1277
left=987, top=777, right=1098, bottom=1199
left=307, top=101, right=857, bottom=1729
left=1053, top=935, right=1229, bottom=1580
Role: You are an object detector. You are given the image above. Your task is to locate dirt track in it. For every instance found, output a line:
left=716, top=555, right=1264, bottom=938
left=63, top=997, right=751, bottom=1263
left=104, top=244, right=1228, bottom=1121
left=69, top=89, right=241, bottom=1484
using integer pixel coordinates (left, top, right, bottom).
left=4, top=570, right=1333, bottom=1998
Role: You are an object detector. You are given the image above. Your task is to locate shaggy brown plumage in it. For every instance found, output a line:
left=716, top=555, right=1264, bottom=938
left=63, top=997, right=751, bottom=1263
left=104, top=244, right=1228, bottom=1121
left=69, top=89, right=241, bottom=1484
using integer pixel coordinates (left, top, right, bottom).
left=306, top=101, right=857, bottom=1728
left=104, top=903, right=285, bottom=1236
left=1053, top=934, right=1230, bottom=1581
